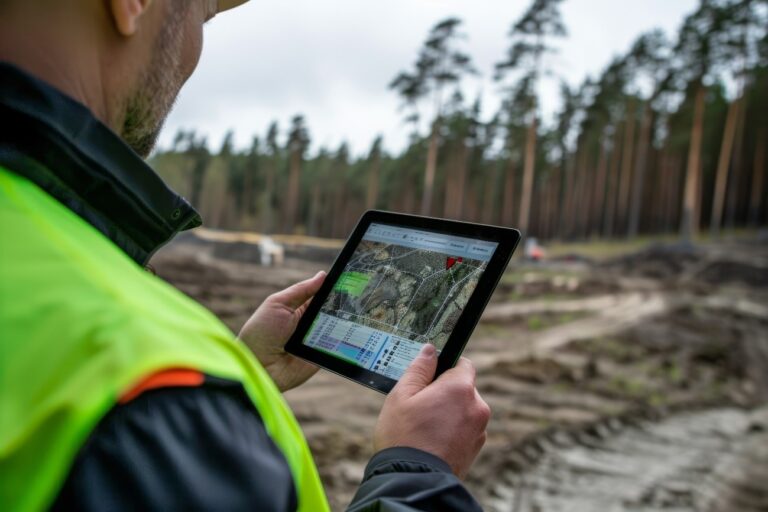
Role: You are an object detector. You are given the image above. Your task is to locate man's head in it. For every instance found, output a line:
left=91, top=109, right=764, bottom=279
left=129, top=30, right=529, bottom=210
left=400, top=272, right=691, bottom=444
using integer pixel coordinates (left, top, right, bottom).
left=0, top=0, right=247, bottom=157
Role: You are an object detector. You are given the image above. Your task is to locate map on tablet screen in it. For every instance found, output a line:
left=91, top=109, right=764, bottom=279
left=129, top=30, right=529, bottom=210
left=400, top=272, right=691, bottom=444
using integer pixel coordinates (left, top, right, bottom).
left=303, top=223, right=498, bottom=380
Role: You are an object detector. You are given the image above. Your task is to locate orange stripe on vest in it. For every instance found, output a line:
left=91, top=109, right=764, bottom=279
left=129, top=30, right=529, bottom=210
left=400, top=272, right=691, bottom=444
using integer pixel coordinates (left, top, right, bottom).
left=119, top=369, right=205, bottom=404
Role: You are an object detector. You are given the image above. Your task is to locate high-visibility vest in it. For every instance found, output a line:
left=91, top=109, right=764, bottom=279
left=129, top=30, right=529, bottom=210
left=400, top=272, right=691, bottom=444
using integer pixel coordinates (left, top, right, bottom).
left=0, top=167, right=330, bottom=512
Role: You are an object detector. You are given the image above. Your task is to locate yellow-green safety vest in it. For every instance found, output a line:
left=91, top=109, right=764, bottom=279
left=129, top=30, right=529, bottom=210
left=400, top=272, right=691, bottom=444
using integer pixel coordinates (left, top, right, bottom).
left=0, top=167, right=330, bottom=511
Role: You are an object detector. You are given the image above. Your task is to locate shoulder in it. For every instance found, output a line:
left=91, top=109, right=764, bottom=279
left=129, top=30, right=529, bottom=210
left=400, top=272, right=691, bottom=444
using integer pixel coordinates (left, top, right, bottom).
left=1, top=165, right=226, bottom=338
left=1, top=165, right=241, bottom=387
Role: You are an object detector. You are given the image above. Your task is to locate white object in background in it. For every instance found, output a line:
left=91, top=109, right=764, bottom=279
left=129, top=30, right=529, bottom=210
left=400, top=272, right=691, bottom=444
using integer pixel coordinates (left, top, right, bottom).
left=258, top=237, right=285, bottom=266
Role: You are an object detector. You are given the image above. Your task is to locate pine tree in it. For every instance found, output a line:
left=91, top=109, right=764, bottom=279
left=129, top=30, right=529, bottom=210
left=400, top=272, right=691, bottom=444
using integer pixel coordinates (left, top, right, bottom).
left=625, top=30, right=672, bottom=237
left=283, top=115, right=310, bottom=233
left=262, top=121, right=280, bottom=234
left=390, top=17, right=476, bottom=216
left=674, top=0, right=729, bottom=241
left=495, top=0, right=566, bottom=236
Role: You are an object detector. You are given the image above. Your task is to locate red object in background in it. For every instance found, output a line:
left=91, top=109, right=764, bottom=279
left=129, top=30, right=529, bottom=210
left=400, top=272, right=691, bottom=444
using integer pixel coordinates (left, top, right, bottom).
left=446, top=256, right=463, bottom=270
left=530, top=247, right=544, bottom=261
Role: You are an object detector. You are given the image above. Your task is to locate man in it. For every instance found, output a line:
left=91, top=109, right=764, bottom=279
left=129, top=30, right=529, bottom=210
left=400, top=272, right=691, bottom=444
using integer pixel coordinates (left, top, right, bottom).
left=0, top=1, right=491, bottom=510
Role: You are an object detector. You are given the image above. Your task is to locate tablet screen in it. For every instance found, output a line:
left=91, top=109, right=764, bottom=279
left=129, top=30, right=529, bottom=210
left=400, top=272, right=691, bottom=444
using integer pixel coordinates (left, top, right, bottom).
left=302, top=222, right=499, bottom=380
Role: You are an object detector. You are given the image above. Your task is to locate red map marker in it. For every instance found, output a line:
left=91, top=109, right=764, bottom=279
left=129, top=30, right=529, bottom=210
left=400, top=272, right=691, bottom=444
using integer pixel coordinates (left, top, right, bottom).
left=445, top=256, right=463, bottom=270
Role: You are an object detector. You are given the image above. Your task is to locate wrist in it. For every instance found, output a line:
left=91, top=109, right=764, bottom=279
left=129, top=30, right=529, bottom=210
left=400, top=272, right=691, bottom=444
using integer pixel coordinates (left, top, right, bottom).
left=364, top=447, right=453, bottom=481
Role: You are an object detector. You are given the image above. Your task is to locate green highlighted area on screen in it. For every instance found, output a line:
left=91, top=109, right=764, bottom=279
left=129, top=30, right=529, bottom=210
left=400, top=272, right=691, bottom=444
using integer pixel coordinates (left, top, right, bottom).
left=333, top=271, right=370, bottom=296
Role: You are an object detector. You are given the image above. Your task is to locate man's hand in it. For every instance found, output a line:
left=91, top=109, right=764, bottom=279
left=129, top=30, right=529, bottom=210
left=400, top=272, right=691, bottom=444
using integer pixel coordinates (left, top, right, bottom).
left=238, top=271, right=326, bottom=392
left=373, top=344, right=491, bottom=479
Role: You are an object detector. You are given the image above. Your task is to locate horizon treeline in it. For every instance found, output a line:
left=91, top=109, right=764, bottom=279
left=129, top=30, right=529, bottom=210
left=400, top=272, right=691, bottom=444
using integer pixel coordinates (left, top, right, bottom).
left=152, top=0, right=768, bottom=241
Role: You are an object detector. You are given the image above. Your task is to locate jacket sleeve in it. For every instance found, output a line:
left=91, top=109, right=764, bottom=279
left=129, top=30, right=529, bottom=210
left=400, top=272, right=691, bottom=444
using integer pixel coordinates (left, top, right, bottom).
left=51, top=378, right=299, bottom=512
left=346, top=448, right=483, bottom=512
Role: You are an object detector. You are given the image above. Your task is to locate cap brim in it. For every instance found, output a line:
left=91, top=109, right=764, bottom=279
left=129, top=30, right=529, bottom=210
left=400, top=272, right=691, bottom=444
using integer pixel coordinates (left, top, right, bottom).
left=217, top=0, right=249, bottom=13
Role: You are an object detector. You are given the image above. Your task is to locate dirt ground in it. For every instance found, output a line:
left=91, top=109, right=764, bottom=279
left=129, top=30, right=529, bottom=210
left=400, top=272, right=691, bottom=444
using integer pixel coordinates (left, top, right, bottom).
left=151, top=233, right=768, bottom=511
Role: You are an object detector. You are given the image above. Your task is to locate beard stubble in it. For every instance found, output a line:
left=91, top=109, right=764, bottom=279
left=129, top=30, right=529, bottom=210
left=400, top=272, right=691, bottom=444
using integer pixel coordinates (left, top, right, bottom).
left=121, top=8, right=187, bottom=158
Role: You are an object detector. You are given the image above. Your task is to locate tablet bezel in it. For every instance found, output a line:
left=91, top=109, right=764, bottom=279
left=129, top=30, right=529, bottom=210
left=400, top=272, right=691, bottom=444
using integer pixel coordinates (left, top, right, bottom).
left=285, top=210, right=521, bottom=394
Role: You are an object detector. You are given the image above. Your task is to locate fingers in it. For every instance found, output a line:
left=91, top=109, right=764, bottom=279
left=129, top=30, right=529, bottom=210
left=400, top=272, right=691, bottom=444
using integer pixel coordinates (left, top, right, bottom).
left=268, top=271, right=326, bottom=310
left=392, top=343, right=438, bottom=398
left=437, top=356, right=476, bottom=387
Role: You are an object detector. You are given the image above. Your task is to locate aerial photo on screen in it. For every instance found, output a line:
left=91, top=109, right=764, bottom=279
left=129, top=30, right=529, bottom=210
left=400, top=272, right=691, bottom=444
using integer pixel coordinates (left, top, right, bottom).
left=321, top=239, right=488, bottom=350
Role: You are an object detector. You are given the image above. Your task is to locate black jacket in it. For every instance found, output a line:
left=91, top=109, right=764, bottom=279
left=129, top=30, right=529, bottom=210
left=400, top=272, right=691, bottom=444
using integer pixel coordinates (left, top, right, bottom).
left=0, top=62, right=482, bottom=511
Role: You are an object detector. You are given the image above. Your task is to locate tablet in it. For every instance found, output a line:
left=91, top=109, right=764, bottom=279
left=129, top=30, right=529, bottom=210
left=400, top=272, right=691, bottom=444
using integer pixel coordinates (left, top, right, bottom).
left=285, top=210, right=521, bottom=393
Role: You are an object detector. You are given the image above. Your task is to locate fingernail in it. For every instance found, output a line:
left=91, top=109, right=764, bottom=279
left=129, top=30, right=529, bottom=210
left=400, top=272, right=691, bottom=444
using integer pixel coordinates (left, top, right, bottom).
left=420, top=343, right=436, bottom=358
left=316, top=270, right=326, bottom=278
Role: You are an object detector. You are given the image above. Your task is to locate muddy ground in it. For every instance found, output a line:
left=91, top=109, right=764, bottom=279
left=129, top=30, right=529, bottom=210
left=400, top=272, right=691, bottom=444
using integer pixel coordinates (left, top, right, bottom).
left=151, top=233, right=768, bottom=511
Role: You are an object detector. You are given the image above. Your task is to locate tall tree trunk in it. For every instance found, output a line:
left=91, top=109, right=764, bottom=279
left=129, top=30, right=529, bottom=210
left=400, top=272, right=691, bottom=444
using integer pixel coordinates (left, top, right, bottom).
left=644, top=148, right=660, bottom=230
left=284, top=150, right=301, bottom=233
left=574, top=149, right=590, bottom=239
left=518, top=114, right=537, bottom=235
left=710, top=98, right=740, bottom=237
left=482, top=169, right=497, bottom=224
left=557, top=155, right=576, bottom=240
left=725, top=95, right=748, bottom=230
left=343, top=196, right=359, bottom=235
left=501, top=159, right=516, bottom=227
left=421, top=120, right=440, bottom=216
left=465, top=179, right=479, bottom=223
left=241, top=166, right=253, bottom=230
left=322, top=180, right=335, bottom=237
left=190, top=157, right=209, bottom=210
left=443, top=153, right=456, bottom=218
left=591, top=141, right=609, bottom=238
left=455, top=142, right=469, bottom=219
left=603, top=124, right=623, bottom=238
left=628, top=103, right=653, bottom=238
left=443, top=139, right=467, bottom=219
left=332, top=178, right=347, bottom=238
left=550, top=171, right=560, bottom=239
left=308, top=183, right=321, bottom=236
left=366, top=155, right=380, bottom=210
left=748, top=126, right=766, bottom=226
left=662, top=152, right=678, bottom=233
left=656, top=150, right=670, bottom=232
left=261, top=159, right=275, bottom=234
left=403, top=171, right=416, bottom=214
left=539, top=174, right=553, bottom=238
left=532, top=178, right=543, bottom=237
left=617, top=99, right=637, bottom=234
left=548, top=166, right=561, bottom=239
left=680, top=83, right=706, bottom=242
left=538, top=174, right=548, bottom=238
left=667, top=154, right=683, bottom=233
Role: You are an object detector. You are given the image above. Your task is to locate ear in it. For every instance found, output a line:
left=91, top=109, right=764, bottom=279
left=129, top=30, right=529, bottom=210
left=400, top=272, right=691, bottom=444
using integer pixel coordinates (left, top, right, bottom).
left=109, top=0, right=154, bottom=36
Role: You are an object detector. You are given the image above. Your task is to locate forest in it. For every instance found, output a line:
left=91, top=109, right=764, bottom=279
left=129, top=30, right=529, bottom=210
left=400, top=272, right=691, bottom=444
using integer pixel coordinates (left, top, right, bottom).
left=152, top=0, right=768, bottom=241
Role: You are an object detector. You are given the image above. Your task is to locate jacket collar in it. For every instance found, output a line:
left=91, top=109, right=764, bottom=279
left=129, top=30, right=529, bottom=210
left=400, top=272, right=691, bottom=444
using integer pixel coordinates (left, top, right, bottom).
left=0, top=62, right=201, bottom=266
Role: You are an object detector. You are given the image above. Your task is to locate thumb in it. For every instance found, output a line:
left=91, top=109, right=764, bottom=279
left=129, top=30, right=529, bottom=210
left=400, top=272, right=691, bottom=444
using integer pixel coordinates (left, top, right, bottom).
left=392, top=344, right=437, bottom=398
left=268, top=271, right=326, bottom=310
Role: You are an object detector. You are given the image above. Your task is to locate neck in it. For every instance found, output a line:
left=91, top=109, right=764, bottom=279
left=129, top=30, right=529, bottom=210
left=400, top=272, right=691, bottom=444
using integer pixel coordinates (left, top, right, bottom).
left=0, top=6, right=117, bottom=131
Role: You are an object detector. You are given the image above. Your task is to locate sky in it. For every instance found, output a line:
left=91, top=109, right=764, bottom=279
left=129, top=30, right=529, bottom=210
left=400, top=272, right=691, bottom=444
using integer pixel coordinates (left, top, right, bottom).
left=159, top=0, right=699, bottom=158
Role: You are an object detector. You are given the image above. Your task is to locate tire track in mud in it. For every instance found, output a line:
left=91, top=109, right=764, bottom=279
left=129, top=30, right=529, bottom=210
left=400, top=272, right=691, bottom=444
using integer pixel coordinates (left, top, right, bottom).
left=485, top=406, right=768, bottom=512
left=472, top=291, right=768, bottom=370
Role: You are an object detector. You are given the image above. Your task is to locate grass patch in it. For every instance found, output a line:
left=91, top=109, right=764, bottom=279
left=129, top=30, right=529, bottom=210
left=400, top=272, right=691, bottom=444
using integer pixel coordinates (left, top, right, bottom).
left=607, top=376, right=650, bottom=398
left=527, top=315, right=545, bottom=331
